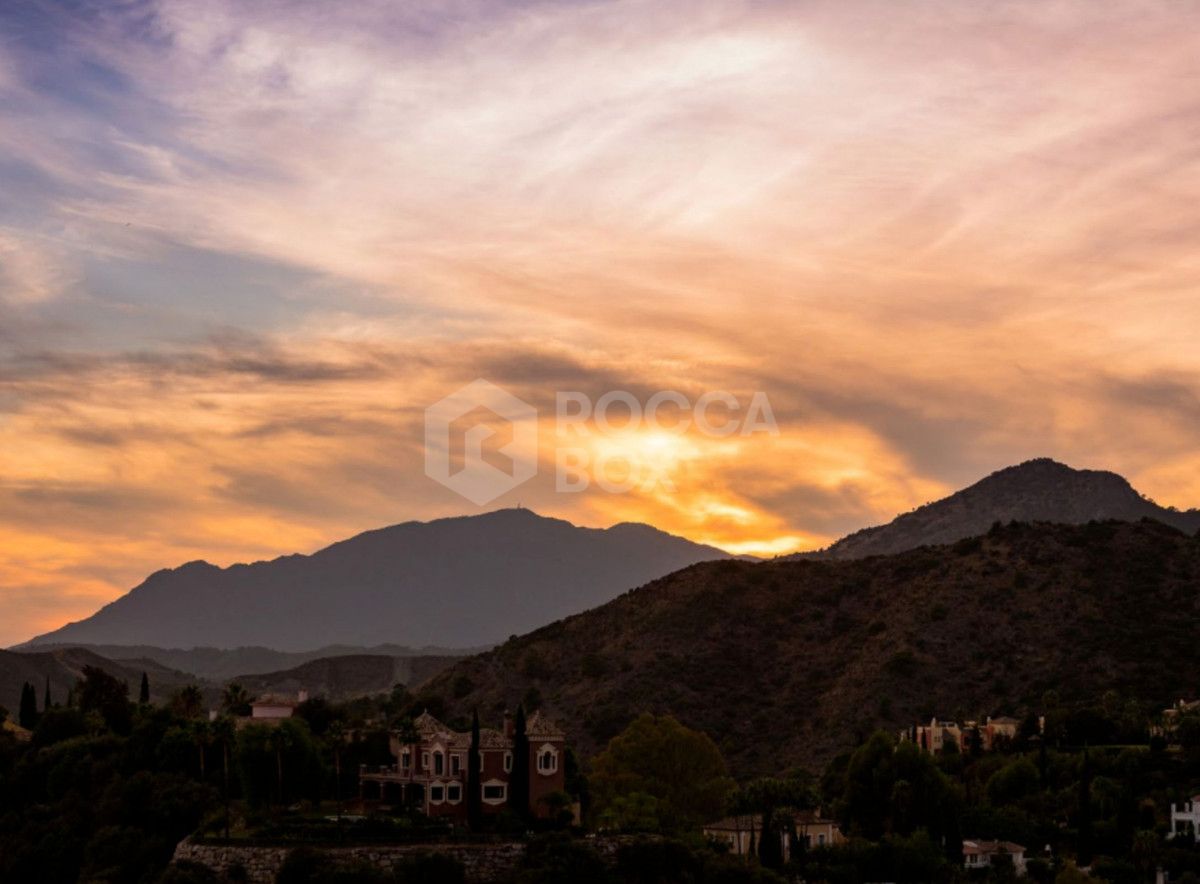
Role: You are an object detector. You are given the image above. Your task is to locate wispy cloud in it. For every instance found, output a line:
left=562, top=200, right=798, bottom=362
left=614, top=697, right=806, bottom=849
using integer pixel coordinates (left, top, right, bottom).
left=1, top=0, right=1199, bottom=643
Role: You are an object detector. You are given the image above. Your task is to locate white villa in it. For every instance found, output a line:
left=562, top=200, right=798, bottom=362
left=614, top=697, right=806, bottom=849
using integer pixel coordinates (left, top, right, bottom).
left=250, top=690, right=308, bottom=720
left=1169, top=795, right=1200, bottom=842
left=963, top=839, right=1027, bottom=876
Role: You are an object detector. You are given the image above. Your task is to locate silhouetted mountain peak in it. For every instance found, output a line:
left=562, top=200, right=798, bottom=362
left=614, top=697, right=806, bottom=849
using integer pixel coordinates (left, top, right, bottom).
left=808, top=458, right=1199, bottom=560
left=23, top=510, right=731, bottom=651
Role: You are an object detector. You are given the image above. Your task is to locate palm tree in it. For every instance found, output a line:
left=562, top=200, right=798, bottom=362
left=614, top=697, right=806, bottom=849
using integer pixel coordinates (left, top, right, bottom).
left=191, top=719, right=211, bottom=781
left=268, top=727, right=290, bottom=806
left=222, top=682, right=253, bottom=717
left=173, top=685, right=204, bottom=720
left=327, top=720, right=346, bottom=821
left=211, top=716, right=236, bottom=839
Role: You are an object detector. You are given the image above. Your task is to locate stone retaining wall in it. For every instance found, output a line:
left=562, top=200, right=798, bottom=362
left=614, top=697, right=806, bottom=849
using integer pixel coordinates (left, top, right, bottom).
left=172, top=836, right=636, bottom=883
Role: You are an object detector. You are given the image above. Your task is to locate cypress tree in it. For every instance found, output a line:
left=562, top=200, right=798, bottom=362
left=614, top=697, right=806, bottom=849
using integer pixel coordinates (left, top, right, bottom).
left=1078, top=749, right=1094, bottom=866
left=758, top=807, right=783, bottom=869
left=19, top=682, right=37, bottom=729
left=509, top=704, right=530, bottom=820
left=467, top=709, right=483, bottom=830
left=44, top=676, right=52, bottom=711
left=139, top=672, right=150, bottom=705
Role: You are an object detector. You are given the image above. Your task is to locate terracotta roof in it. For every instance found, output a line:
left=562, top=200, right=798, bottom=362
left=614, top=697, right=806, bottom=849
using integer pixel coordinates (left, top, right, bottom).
left=704, top=815, right=761, bottom=832
left=479, top=728, right=510, bottom=749
left=526, top=711, right=564, bottom=738
left=413, top=711, right=450, bottom=735
left=252, top=695, right=300, bottom=708
left=963, top=840, right=1025, bottom=856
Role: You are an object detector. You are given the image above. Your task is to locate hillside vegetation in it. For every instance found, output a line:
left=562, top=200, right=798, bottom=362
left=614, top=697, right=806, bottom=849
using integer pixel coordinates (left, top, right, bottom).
left=428, top=519, right=1200, bottom=775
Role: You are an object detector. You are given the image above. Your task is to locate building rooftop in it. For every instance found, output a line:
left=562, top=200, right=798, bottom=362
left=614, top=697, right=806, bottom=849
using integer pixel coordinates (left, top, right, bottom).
left=251, top=694, right=301, bottom=708
left=963, top=840, right=1026, bottom=856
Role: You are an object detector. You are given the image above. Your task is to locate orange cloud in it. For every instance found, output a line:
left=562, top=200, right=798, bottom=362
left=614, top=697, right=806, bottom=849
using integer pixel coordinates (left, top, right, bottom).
left=1, top=0, right=1199, bottom=644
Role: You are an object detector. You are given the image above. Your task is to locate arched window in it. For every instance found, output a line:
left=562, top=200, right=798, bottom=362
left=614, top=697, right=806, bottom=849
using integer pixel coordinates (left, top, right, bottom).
left=536, top=744, right=559, bottom=774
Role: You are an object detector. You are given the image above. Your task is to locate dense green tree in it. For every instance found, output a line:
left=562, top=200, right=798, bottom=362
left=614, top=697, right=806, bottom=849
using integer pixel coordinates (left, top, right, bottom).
left=833, top=732, right=961, bottom=849
left=987, top=758, right=1041, bottom=806
left=840, top=731, right=896, bottom=839
left=590, top=713, right=734, bottom=833
left=43, top=676, right=52, bottom=712
left=31, top=706, right=89, bottom=746
left=297, top=695, right=343, bottom=737
left=77, top=666, right=132, bottom=734
left=235, top=719, right=323, bottom=808
left=139, top=671, right=151, bottom=705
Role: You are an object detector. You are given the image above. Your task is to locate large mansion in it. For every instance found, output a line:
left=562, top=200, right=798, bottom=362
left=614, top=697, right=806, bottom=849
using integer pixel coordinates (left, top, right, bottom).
left=359, top=710, right=566, bottom=821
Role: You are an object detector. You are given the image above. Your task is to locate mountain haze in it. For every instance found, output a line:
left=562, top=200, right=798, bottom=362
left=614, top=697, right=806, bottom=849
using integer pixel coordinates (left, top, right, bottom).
left=429, top=519, right=1200, bottom=775
left=230, top=653, right=457, bottom=701
left=0, top=647, right=199, bottom=715
left=803, top=458, right=1200, bottom=560
left=17, top=643, right=477, bottom=682
left=24, top=509, right=732, bottom=651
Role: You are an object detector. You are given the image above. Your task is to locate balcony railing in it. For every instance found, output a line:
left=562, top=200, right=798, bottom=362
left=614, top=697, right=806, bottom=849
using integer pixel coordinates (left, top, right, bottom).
left=358, top=765, right=465, bottom=784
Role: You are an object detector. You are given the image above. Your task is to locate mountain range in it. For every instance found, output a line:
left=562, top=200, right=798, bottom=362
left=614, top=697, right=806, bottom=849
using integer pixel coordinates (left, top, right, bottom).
left=22, top=509, right=732, bottom=651
left=803, top=457, right=1200, bottom=559
left=16, top=642, right=479, bottom=682
left=427, top=517, right=1200, bottom=775
left=0, top=648, right=461, bottom=718
left=0, top=646, right=201, bottom=715
left=8, top=457, right=1200, bottom=763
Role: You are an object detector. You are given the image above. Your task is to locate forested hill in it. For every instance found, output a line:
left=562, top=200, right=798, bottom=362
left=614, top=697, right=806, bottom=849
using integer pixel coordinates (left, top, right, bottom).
left=428, top=519, right=1200, bottom=775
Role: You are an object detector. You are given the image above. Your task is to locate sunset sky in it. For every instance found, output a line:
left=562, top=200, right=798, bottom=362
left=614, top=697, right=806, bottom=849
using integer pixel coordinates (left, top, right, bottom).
left=2, top=0, right=1200, bottom=646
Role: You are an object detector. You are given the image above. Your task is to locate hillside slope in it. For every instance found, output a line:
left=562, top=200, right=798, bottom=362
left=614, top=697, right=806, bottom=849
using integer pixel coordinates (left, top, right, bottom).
left=805, top=458, right=1200, bottom=560
left=24, top=509, right=731, bottom=651
left=428, top=519, right=1200, bottom=775
left=17, top=643, right=476, bottom=681
left=0, top=647, right=198, bottom=715
left=232, top=653, right=459, bottom=699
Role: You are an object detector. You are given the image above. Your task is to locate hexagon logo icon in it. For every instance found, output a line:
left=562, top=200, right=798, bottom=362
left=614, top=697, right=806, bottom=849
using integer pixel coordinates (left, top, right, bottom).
left=425, top=379, right=538, bottom=505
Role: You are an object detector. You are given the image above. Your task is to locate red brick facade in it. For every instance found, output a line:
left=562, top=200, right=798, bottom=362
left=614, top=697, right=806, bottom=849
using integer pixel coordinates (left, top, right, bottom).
left=359, top=711, right=567, bottom=822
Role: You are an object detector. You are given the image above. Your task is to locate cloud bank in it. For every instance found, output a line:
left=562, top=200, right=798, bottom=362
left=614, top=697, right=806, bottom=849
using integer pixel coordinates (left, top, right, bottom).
left=1, top=0, right=1199, bottom=644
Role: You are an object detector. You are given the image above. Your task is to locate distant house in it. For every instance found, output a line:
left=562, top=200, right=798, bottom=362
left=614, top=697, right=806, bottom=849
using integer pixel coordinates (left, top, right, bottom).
left=1169, top=795, right=1200, bottom=842
left=250, top=690, right=308, bottom=720
left=963, top=839, right=1027, bottom=876
left=358, top=710, right=567, bottom=822
left=901, top=715, right=1028, bottom=754
left=703, top=815, right=764, bottom=856
left=794, top=810, right=845, bottom=850
left=901, top=717, right=963, bottom=753
left=703, top=811, right=844, bottom=857
left=1153, top=699, right=1200, bottom=740
left=980, top=716, right=1022, bottom=750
